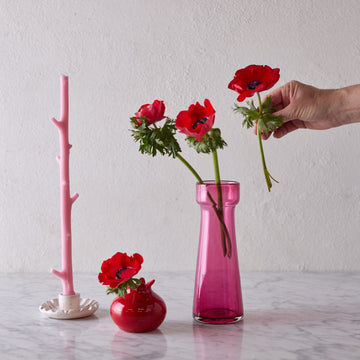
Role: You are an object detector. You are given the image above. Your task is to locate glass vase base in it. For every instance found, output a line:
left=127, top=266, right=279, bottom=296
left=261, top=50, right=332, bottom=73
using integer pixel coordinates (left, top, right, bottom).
left=193, top=309, right=243, bottom=325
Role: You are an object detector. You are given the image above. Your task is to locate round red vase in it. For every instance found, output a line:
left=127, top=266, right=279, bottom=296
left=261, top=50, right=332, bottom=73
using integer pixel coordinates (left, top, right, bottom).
left=110, top=278, right=166, bottom=333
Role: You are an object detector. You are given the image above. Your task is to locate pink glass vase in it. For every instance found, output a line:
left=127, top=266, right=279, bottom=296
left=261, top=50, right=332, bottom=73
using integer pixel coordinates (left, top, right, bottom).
left=193, top=181, right=244, bottom=324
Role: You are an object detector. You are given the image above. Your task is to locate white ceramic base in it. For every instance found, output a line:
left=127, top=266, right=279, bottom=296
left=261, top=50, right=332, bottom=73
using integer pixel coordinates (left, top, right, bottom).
left=39, top=293, right=99, bottom=319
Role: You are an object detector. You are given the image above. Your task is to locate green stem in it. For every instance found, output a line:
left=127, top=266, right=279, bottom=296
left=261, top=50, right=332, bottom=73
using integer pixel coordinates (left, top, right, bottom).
left=212, top=149, right=221, bottom=185
left=257, top=92, right=263, bottom=114
left=176, top=153, right=203, bottom=183
left=212, top=149, right=231, bottom=257
left=256, top=92, right=278, bottom=192
left=177, top=148, right=231, bottom=258
left=257, top=124, right=272, bottom=191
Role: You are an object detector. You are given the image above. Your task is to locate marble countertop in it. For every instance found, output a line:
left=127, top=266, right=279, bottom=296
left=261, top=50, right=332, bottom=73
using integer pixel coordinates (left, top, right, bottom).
left=1, top=271, right=359, bottom=360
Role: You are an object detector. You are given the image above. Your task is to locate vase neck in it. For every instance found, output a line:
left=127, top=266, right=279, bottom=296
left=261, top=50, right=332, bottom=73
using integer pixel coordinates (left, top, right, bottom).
left=196, top=181, right=240, bottom=206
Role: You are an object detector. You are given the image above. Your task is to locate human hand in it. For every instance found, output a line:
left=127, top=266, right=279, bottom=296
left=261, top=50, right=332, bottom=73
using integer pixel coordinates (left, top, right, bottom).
left=257, top=80, right=341, bottom=139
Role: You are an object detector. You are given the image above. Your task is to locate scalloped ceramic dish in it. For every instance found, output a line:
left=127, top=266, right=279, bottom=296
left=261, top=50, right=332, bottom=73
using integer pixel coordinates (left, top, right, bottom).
left=39, top=297, right=99, bottom=319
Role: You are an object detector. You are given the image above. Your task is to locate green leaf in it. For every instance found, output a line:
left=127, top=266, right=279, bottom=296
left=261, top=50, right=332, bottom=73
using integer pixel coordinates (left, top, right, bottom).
left=262, top=95, right=272, bottom=109
left=246, top=99, right=256, bottom=111
left=130, top=118, right=181, bottom=158
left=233, top=103, right=261, bottom=129
left=257, top=113, right=283, bottom=136
left=185, top=128, right=227, bottom=154
left=233, top=104, right=259, bottom=120
left=232, top=104, right=249, bottom=115
left=105, top=278, right=141, bottom=299
left=257, top=118, right=268, bottom=135
left=242, top=116, right=254, bottom=129
left=247, top=109, right=260, bottom=120
left=233, top=95, right=282, bottom=134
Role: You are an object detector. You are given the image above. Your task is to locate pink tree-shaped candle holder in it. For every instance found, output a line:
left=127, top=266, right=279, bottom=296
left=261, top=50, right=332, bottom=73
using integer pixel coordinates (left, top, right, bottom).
left=39, top=75, right=98, bottom=319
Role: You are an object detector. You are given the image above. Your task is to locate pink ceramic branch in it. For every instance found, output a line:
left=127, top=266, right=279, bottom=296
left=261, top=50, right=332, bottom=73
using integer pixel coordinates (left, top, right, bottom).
left=51, top=75, right=78, bottom=296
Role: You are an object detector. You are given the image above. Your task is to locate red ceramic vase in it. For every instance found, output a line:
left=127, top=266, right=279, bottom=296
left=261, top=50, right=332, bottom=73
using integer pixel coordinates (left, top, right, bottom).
left=110, top=278, right=166, bottom=333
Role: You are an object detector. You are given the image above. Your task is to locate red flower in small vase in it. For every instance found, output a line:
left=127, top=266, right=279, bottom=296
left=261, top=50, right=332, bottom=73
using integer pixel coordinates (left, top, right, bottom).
left=98, top=252, right=143, bottom=289
left=175, top=99, right=215, bottom=141
left=134, top=100, right=166, bottom=126
left=228, top=65, right=280, bottom=102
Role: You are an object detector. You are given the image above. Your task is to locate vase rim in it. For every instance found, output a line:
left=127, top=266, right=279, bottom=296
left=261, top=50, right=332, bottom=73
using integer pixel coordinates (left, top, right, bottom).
left=196, top=180, right=239, bottom=186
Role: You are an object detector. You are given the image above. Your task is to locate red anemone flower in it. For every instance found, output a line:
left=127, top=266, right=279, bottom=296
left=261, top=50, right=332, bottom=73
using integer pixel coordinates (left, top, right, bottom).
left=134, top=100, right=166, bottom=126
left=228, top=65, right=280, bottom=102
left=175, top=99, right=215, bottom=141
left=98, top=252, right=143, bottom=289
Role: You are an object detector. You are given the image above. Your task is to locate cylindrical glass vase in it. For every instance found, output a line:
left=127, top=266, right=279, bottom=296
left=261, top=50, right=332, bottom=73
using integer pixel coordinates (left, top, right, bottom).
left=193, top=181, right=243, bottom=324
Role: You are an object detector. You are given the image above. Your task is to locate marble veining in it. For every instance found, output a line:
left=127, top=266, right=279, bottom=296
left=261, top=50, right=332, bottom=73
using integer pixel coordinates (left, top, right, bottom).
left=0, top=272, right=359, bottom=359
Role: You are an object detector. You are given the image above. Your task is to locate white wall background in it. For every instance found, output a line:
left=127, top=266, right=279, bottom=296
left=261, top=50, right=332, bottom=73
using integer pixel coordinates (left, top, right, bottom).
left=1, top=0, right=359, bottom=273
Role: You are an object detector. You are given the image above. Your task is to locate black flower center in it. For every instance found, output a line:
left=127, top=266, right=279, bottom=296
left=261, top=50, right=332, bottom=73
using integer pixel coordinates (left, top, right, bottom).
left=248, top=80, right=262, bottom=90
left=192, top=117, right=208, bottom=129
left=115, top=267, right=128, bottom=279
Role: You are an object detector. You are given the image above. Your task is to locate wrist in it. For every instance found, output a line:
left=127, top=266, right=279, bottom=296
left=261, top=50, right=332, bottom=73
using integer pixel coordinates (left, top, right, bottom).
left=331, top=85, right=360, bottom=126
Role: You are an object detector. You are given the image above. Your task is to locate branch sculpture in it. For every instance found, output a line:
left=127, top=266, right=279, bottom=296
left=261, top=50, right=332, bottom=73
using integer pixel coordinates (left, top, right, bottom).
left=50, top=75, right=78, bottom=296
left=39, top=75, right=99, bottom=319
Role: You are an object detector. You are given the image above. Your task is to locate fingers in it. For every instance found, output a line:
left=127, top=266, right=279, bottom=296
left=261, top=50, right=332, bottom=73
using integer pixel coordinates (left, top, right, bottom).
left=272, top=96, right=302, bottom=124
left=267, top=87, right=286, bottom=109
left=267, top=80, right=303, bottom=120
left=255, top=81, right=306, bottom=139
left=268, top=82, right=294, bottom=109
left=273, top=120, right=306, bottom=138
left=256, top=119, right=306, bottom=139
